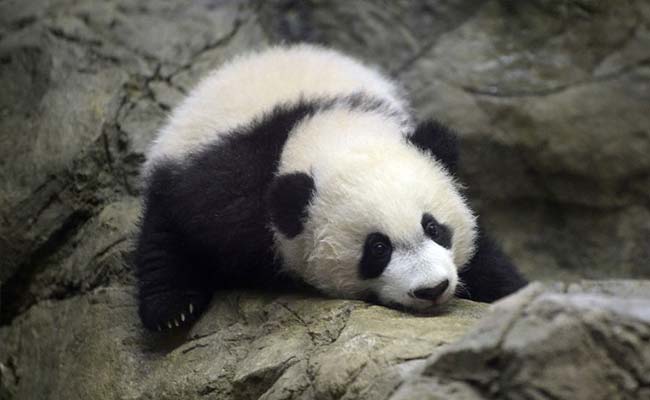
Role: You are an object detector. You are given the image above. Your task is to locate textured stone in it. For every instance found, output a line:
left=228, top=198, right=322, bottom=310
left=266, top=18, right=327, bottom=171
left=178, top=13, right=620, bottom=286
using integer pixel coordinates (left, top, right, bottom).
left=393, top=282, right=650, bottom=400
left=0, top=289, right=486, bottom=400
left=257, top=0, right=485, bottom=74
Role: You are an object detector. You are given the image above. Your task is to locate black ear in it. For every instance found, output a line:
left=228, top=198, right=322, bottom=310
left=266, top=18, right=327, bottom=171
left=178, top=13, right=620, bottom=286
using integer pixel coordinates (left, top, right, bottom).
left=408, top=119, right=459, bottom=174
left=267, top=172, right=316, bottom=238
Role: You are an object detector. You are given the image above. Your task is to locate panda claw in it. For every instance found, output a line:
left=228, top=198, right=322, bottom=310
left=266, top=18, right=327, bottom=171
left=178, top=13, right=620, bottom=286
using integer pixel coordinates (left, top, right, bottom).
left=174, top=319, right=179, bottom=327
left=189, top=303, right=194, bottom=314
left=181, top=313, right=185, bottom=322
left=167, top=321, right=172, bottom=329
left=157, top=325, right=162, bottom=332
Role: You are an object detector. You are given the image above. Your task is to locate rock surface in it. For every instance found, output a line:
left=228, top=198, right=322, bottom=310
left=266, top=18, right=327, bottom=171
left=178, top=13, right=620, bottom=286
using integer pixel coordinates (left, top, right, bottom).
left=1, top=0, right=649, bottom=399
left=2, top=280, right=650, bottom=400
left=392, top=281, right=650, bottom=400
left=0, top=288, right=487, bottom=400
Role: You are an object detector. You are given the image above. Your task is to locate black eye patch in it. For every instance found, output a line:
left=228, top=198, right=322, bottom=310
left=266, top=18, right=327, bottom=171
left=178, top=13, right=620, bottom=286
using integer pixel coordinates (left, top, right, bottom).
left=421, top=213, right=453, bottom=249
left=359, top=232, right=393, bottom=279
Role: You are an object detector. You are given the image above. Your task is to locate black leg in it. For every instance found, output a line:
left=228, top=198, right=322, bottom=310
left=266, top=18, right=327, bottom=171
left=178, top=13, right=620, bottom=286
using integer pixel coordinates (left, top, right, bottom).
left=457, top=226, right=528, bottom=303
left=135, top=215, right=212, bottom=331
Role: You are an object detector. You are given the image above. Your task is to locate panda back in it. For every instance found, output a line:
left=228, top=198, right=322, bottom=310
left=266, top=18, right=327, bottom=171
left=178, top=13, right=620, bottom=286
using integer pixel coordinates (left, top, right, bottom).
left=144, top=44, right=407, bottom=171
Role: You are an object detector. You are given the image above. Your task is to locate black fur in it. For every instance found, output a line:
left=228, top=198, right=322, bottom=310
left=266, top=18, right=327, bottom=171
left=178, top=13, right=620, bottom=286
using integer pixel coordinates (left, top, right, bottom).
left=135, top=101, right=319, bottom=331
left=267, top=172, right=316, bottom=238
left=408, top=120, right=459, bottom=174
left=457, top=225, right=528, bottom=302
left=359, top=232, right=393, bottom=279
left=421, top=213, right=452, bottom=249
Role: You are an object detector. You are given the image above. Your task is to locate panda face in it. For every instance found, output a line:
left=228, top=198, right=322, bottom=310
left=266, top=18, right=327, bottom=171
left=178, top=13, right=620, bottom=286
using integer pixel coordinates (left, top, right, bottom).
left=275, top=139, right=477, bottom=311
left=360, top=214, right=457, bottom=311
left=296, top=197, right=463, bottom=311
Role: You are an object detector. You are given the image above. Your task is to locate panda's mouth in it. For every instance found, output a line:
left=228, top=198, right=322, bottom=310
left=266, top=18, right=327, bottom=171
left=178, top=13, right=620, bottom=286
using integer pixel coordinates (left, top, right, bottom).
left=363, top=288, right=454, bottom=315
left=363, top=293, right=448, bottom=315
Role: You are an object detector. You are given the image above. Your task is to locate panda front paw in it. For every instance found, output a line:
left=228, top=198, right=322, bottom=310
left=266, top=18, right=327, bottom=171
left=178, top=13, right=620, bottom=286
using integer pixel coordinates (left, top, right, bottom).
left=138, top=289, right=211, bottom=331
left=154, top=303, right=193, bottom=331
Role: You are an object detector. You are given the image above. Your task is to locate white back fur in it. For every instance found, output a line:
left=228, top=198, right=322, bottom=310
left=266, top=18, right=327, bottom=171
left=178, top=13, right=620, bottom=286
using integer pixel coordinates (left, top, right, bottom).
left=144, top=44, right=408, bottom=172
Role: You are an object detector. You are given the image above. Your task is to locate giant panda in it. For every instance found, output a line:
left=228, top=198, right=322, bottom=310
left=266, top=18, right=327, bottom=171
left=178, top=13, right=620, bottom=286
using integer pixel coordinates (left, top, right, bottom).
left=135, top=44, right=527, bottom=331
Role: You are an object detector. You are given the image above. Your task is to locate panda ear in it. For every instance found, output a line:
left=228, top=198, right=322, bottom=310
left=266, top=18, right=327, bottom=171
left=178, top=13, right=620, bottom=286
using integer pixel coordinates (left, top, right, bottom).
left=408, top=119, right=459, bottom=174
left=267, top=172, right=316, bottom=238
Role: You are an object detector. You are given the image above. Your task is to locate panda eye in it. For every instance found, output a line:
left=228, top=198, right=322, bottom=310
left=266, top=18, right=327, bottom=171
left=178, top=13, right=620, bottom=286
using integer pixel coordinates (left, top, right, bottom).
left=371, top=241, right=390, bottom=258
left=425, top=221, right=439, bottom=239
left=421, top=213, right=453, bottom=249
left=359, top=232, right=393, bottom=279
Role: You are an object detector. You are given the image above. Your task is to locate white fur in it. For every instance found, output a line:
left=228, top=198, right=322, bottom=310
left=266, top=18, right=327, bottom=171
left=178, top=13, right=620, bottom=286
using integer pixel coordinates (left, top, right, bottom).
left=144, top=44, right=408, bottom=173
left=275, top=107, right=476, bottom=308
left=374, top=242, right=457, bottom=309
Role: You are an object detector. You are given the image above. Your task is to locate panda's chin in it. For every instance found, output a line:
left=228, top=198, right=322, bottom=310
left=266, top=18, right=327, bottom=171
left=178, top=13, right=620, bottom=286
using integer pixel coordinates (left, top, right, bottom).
left=382, top=300, right=443, bottom=315
left=371, top=288, right=455, bottom=314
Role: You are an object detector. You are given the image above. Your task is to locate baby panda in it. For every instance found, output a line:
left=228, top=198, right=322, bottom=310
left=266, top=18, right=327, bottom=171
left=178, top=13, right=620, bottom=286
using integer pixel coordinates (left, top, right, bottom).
left=135, top=44, right=527, bottom=331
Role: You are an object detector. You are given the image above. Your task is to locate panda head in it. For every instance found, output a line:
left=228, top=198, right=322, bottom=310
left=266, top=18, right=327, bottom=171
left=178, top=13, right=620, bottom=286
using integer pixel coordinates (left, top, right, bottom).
left=268, top=122, right=476, bottom=312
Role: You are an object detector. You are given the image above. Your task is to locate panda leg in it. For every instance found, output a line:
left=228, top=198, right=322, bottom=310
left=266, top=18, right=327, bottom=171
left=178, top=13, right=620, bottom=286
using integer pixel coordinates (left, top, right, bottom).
left=135, top=218, right=213, bottom=331
left=457, top=226, right=528, bottom=303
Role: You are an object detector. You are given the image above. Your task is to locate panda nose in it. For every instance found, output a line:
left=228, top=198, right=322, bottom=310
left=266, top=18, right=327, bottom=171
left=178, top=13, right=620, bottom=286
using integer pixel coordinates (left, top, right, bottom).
left=412, top=280, right=449, bottom=301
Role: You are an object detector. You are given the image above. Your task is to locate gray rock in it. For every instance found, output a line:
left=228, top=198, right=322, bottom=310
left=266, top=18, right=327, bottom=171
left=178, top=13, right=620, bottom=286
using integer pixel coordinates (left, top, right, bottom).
left=0, top=287, right=487, bottom=400
left=3, top=280, right=649, bottom=400
left=257, top=0, right=483, bottom=74
left=0, top=0, right=254, bottom=320
left=393, top=282, right=650, bottom=400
